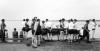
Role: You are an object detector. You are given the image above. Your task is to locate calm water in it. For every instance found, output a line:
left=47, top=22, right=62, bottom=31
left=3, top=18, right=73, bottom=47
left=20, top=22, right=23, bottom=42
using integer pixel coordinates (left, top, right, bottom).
left=0, top=20, right=100, bottom=38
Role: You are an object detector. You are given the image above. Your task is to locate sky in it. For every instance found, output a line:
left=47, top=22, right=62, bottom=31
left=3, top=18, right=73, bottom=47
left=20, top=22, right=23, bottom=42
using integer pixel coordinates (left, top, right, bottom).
left=1, top=0, right=100, bottom=38
left=0, top=0, right=100, bottom=20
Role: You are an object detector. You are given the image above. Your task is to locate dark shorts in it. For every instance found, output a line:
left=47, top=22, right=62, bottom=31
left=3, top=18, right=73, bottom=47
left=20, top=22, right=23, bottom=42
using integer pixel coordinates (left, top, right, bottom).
left=41, top=29, right=48, bottom=35
left=68, top=29, right=80, bottom=34
left=83, top=30, right=89, bottom=36
left=22, top=27, right=31, bottom=32
left=35, top=29, right=42, bottom=35
left=92, top=29, right=95, bottom=30
left=51, top=28, right=60, bottom=35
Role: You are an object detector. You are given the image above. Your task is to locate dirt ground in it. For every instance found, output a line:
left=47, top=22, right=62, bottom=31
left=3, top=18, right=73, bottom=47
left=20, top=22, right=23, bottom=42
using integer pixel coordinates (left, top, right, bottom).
left=0, top=41, right=100, bottom=51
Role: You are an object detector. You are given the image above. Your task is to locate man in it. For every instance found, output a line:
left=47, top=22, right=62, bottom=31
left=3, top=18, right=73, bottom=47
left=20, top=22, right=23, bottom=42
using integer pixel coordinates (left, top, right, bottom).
left=0, top=19, right=6, bottom=43
left=24, top=19, right=30, bottom=39
left=31, top=19, right=35, bottom=36
left=19, top=29, right=24, bottom=42
left=91, top=19, right=97, bottom=39
left=35, top=19, right=41, bottom=46
left=89, top=19, right=97, bottom=40
left=73, top=19, right=79, bottom=41
left=40, top=21, right=46, bottom=41
left=45, top=19, right=52, bottom=41
left=26, top=18, right=35, bottom=46
left=55, top=20, right=61, bottom=41
left=34, top=17, right=37, bottom=21
left=32, top=19, right=41, bottom=48
left=59, top=18, right=66, bottom=41
left=60, top=18, right=65, bottom=28
left=67, top=19, right=75, bottom=43
left=79, top=20, right=91, bottom=43
left=13, top=28, right=18, bottom=42
left=41, top=21, right=46, bottom=29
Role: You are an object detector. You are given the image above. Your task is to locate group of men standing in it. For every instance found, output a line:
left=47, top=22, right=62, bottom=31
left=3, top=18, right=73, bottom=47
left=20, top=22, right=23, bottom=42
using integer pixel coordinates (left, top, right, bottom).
left=22, top=17, right=97, bottom=48
left=0, top=17, right=97, bottom=48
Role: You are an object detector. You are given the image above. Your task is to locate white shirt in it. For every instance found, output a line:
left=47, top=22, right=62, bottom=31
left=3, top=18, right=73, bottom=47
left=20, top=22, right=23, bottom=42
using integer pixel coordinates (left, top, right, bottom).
left=64, top=22, right=68, bottom=28
left=51, top=22, right=58, bottom=28
left=41, top=23, right=46, bottom=29
left=25, top=21, right=30, bottom=26
left=22, top=21, right=25, bottom=27
left=68, top=22, right=75, bottom=29
left=0, top=23, right=6, bottom=30
left=45, top=21, right=52, bottom=28
left=34, top=22, right=39, bottom=31
left=74, top=22, right=78, bottom=29
left=89, top=22, right=97, bottom=30
left=80, top=29, right=83, bottom=35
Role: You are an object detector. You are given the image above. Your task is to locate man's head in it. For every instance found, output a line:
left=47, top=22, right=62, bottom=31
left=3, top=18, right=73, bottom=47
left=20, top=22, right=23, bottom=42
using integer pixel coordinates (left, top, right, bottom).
left=34, top=17, right=37, bottom=21
left=1, top=19, right=5, bottom=22
left=37, top=19, right=40, bottom=22
left=86, top=20, right=90, bottom=24
left=73, top=19, right=77, bottom=23
left=26, top=19, right=29, bottom=22
left=59, top=20, right=61, bottom=23
left=32, top=18, right=35, bottom=22
left=92, top=19, right=95, bottom=22
left=46, top=19, right=48, bottom=22
left=42, top=21, right=45, bottom=24
left=70, top=19, right=73, bottom=22
left=14, top=28, right=16, bottom=31
left=23, top=19, right=25, bottom=21
left=62, top=18, right=65, bottom=22
left=68, top=20, right=70, bottom=23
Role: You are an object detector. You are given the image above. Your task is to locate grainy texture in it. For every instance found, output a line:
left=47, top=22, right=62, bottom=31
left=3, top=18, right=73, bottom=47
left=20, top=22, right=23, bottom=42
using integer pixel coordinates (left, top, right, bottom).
left=0, top=41, right=100, bottom=51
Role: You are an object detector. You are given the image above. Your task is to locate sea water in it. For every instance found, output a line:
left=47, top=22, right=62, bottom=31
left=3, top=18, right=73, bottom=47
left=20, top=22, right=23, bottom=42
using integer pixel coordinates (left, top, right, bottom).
left=0, top=20, right=100, bottom=38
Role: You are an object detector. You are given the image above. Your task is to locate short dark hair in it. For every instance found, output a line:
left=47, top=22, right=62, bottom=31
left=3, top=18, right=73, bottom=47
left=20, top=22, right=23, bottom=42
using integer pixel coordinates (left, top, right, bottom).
left=26, top=19, right=29, bottom=21
left=1, top=19, right=5, bottom=22
left=32, top=18, right=35, bottom=21
left=46, top=19, right=48, bottom=21
left=42, top=21, right=45, bottom=23
left=62, top=18, right=65, bottom=21
left=86, top=20, right=89, bottom=23
left=59, top=20, right=61, bottom=22
left=34, top=17, right=37, bottom=18
left=74, top=19, right=77, bottom=21
left=70, top=19, right=73, bottom=21
left=92, top=19, right=95, bottom=21
left=14, top=28, right=16, bottom=30
left=23, top=19, right=25, bottom=21
left=37, top=19, right=40, bottom=21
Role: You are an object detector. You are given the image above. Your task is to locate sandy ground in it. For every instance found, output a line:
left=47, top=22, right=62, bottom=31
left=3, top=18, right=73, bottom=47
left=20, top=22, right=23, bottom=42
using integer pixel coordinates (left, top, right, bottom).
left=0, top=41, right=100, bottom=51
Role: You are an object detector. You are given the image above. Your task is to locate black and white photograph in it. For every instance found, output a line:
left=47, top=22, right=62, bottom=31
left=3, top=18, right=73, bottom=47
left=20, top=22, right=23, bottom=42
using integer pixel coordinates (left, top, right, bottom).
left=0, top=0, right=100, bottom=51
